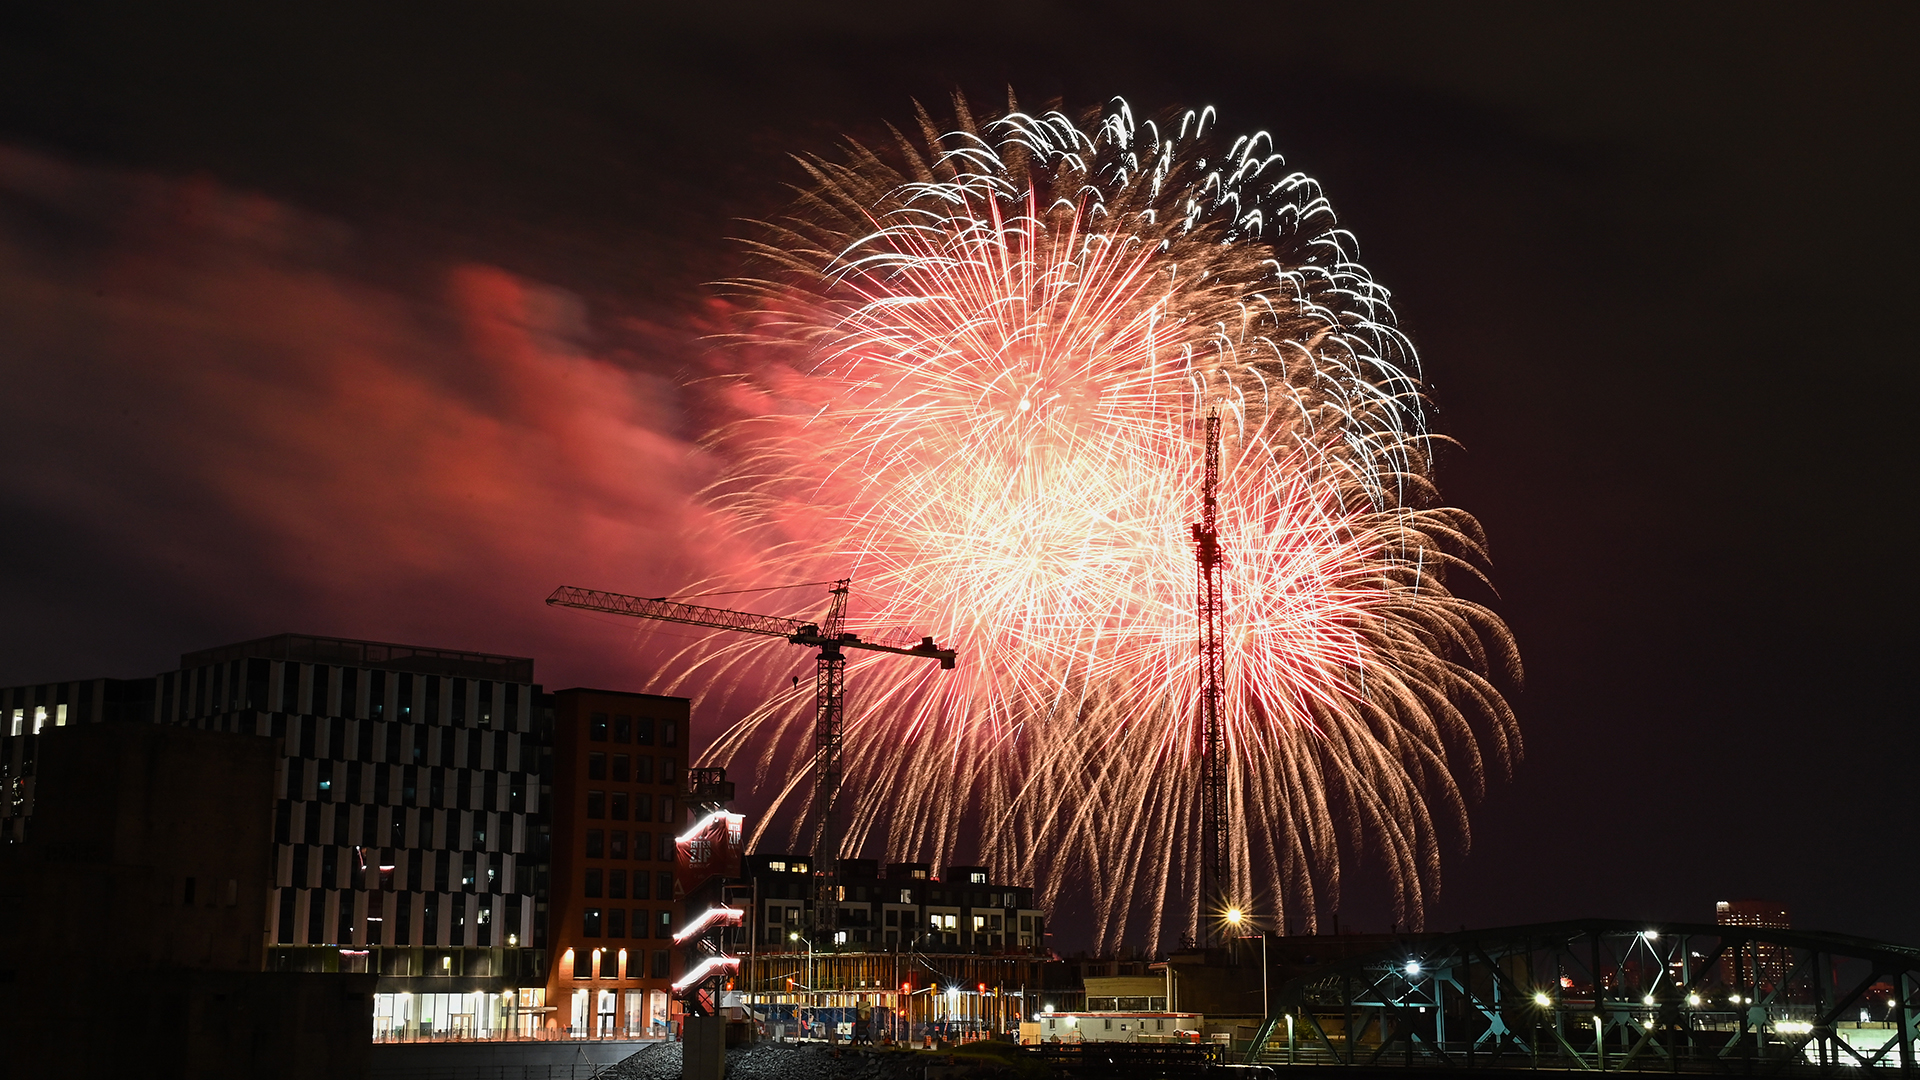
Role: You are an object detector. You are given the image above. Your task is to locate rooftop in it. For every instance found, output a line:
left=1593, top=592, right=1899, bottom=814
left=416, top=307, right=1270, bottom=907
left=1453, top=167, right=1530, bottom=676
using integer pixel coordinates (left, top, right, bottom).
left=180, top=633, right=534, bottom=683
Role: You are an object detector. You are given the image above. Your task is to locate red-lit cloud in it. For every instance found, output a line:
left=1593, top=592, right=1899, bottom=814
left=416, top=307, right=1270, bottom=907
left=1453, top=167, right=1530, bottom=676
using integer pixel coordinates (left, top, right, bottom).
left=0, top=144, right=743, bottom=698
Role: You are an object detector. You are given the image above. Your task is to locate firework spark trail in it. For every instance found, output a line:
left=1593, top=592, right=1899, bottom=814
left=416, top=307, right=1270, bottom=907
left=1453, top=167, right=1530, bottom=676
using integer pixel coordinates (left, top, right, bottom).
left=665, top=95, right=1520, bottom=949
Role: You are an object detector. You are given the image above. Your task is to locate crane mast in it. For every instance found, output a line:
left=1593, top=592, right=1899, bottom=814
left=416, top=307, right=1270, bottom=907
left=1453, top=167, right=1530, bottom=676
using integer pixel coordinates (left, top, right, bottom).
left=810, top=581, right=849, bottom=943
left=1191, top=411, right=1229, bottom=939
left=545, top=581, right=955, bottom=949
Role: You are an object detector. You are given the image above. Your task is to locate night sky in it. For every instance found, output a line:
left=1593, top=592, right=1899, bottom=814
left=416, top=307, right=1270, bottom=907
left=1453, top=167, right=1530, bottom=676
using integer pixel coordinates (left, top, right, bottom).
left=1, top=4, right=1912, bottom=950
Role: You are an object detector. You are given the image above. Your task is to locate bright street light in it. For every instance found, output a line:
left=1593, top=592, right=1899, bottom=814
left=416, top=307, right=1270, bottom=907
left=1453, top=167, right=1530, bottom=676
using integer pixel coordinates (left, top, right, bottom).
left=1534, top=992, right=1552, bottom=1007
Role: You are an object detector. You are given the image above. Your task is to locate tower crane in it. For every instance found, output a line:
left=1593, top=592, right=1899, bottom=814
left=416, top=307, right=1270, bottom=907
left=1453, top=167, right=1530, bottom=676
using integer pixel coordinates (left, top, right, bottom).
left=545, top=581, right=956, bottom=943
left=1190, top=410, right=1229, bottom=941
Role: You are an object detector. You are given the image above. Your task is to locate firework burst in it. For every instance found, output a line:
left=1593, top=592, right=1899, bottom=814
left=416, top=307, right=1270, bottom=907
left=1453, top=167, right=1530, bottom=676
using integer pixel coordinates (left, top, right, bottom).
left=668, top=95, right=1519, bottom=949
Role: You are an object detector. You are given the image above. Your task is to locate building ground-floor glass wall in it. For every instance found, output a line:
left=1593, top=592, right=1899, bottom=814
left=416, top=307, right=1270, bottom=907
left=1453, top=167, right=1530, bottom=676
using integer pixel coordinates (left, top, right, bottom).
left=373, top=989, right=548, bottom=1040
left=564, top=987, right=670, bottom=1039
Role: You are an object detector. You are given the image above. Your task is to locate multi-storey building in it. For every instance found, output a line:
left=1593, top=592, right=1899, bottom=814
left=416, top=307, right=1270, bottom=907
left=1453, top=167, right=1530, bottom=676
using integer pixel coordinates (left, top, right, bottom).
left=735, top=855, right=1053, bottom=1038
left=1717, top=899, right=1793, bottom=990
left=545, top=687, right=690, bottom=1038
left=3, top=633, right=561, bottom=1038
left=742, top=856, right=1046, bottom=953
left=0, top=720, right=377, bottom=1077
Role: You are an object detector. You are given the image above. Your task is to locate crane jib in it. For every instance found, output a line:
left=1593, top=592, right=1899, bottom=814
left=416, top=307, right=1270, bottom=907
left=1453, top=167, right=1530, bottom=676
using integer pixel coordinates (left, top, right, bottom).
left=544, top=586, right=955, bottom=668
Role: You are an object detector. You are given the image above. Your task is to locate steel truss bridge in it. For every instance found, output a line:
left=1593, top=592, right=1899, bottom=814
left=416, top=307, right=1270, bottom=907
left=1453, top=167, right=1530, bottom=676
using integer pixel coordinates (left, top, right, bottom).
left=1245, top=919, right=1920, bottom=1076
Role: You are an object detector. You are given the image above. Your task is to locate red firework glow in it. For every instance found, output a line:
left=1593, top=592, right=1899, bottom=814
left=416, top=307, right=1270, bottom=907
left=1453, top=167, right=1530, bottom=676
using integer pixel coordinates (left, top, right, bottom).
left=669, top=98, right=1519, bottom=950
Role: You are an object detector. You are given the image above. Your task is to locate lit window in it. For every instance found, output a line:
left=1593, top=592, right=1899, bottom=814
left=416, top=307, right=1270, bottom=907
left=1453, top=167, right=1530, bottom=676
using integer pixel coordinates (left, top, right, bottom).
left=8, top=709, right=19, bottom=736
left=769, top=861, right=787, bottom=873
left=55, top=704, right=67, bottom=727
left=969, top=872, right=987, bottom=884
left=899, top=889, right=912, bottom=903
left=33, top=706, right=47, bottom=734
left=792, top=863, right=807, bottom=875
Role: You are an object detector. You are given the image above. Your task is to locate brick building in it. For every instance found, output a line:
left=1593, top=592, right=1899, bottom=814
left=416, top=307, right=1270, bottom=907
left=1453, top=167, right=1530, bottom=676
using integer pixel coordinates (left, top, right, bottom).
left=545, top=687, right=691, bottom=1037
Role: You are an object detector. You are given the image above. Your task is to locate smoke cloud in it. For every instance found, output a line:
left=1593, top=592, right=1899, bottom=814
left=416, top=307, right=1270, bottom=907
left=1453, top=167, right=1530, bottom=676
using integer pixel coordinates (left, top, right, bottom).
left=0, top=144, right=737, bottom=697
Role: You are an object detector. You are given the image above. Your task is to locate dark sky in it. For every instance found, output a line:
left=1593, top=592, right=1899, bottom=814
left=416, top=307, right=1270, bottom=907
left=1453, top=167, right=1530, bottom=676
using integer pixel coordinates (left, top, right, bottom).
left=1, top=3, right=1913, bottom=949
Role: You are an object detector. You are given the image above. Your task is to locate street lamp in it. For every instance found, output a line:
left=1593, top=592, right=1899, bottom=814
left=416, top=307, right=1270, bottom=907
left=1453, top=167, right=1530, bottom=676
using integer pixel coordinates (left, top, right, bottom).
left=789, top=932, right=816, bottom=1027
left=1223, top=908, right=1269, bottom=1019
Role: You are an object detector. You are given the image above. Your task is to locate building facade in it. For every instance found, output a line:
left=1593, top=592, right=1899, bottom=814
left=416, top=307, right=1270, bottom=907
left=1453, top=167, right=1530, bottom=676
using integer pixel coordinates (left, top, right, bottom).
left=1717, top=898, right=1793, bottom=990
left=734, top=855, right=1054, bottom=1038
left=545, top=687, right=690, bottom=1037
left=3, top=633, right=563, bottom=1040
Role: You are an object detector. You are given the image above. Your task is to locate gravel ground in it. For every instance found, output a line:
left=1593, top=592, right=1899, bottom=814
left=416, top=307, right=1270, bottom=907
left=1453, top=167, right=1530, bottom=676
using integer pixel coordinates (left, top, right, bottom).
left=604, top=1040, right=1031, bottom=1080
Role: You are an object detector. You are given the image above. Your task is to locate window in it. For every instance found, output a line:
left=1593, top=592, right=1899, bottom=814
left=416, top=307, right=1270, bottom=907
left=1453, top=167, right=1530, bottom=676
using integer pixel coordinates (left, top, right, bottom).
left=462, top=852, right=478, bottom=889
left=768, top=860, right=788, bottom=873
left=633, top=831, right=651, bottom=861
left=911, top=868, right=928, bottom=880
left=657, top=874, right=674, bottom=903
left=899, top=889, right=913, bottom=904
left=586, top=791, right=605, bottom=819
left=612, top=754, right=630, bottom=782
left=588, top=752, right=606, bottom=780
left=610, top=830, right=627, bottom=859
left=600, top=948, right=619, bottom=979
left=611, top=792, right=629, bottom=820
left=589, top=713, right=609, bottom=742
left=634, top=873, right=650, bottom=900
left=614, top=714, right=631, bottom=743
left=585, top=829, right=604, bottom=858
left=608, top=908, right=626, bottom=938
left=969, top=871, right=987, bottom=884
left=663, top=721, right=678, bottom=748
left=651, top=950, right=670, bottom=979
left=636, top=717, right=656, bottom=746
left=633, top=793, right=652, bottom=822
left=660, top=758, right=678, bottom=785
left=609, top=869, right=627, bottom=899
left=634, top=755, right=654, bottom=784
left=8, top=709, right=19, bottom=736
left=660, top=835, right=675, bottom=861
left=574, top=948, right=592, bottom=978
left=583, top=908, right=603, bottom=938
left=585, top=869, right=603, bottom=897
left=658, top=796, right=674, bottom=825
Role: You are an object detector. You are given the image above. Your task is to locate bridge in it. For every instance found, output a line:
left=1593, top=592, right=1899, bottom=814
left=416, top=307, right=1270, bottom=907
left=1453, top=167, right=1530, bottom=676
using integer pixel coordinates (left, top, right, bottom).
left=1241, top=919, right=1920, bottom=1075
